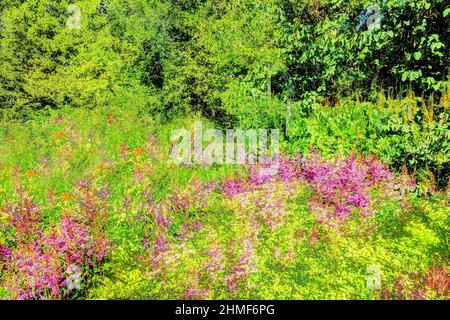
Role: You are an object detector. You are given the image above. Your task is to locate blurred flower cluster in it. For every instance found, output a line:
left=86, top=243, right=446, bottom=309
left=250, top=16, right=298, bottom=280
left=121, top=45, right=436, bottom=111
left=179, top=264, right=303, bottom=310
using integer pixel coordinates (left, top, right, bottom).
left=0, top=181, right=109, bottom=299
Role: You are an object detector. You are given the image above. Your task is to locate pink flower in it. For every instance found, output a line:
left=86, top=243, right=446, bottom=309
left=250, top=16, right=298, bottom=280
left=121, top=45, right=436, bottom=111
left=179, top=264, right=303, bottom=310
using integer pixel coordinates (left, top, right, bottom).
left=0, top=244, right=11, bottom=262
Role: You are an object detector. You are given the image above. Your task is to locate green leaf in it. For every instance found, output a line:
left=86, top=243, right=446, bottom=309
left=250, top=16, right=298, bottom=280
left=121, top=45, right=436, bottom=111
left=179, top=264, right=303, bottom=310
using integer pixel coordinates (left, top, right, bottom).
left=444, top=8, right=450, bottom=17
left=401, top=72, right=408, bottom=82
left=413, top=51, right=422, bottom=60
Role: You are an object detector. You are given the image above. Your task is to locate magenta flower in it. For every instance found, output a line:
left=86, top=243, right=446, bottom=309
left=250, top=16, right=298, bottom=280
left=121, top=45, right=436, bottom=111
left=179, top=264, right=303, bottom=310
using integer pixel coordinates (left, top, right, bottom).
left=156, top=213, right=171, bottom=228
left=221, top=176, right=247, bottom=198
left=1, top=183, right=109, bottom=299
left=183, top=287, right=209, bottom=300
left=0, top=244, right=12, bottom=262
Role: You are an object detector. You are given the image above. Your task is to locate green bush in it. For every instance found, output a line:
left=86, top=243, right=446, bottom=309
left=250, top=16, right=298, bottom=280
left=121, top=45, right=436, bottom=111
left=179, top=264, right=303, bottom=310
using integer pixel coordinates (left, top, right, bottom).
left=285, top=91, right=450, bottom=190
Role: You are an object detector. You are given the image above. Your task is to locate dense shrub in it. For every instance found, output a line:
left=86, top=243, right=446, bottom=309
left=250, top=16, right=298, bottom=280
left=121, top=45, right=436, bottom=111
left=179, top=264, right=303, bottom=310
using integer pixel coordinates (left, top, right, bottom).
left=285, top=91, right=450, bottom=190
left=2, top=0, right=447, bottom=122
left=0, top=0, right=165, bottom=119
left=282, top=0, right=449, bottom=101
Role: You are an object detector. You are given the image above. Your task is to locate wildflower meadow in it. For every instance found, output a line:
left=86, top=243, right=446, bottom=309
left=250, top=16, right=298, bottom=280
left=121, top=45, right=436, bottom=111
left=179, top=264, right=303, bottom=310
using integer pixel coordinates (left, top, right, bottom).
left=0, top=0, right=449, bottom=301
